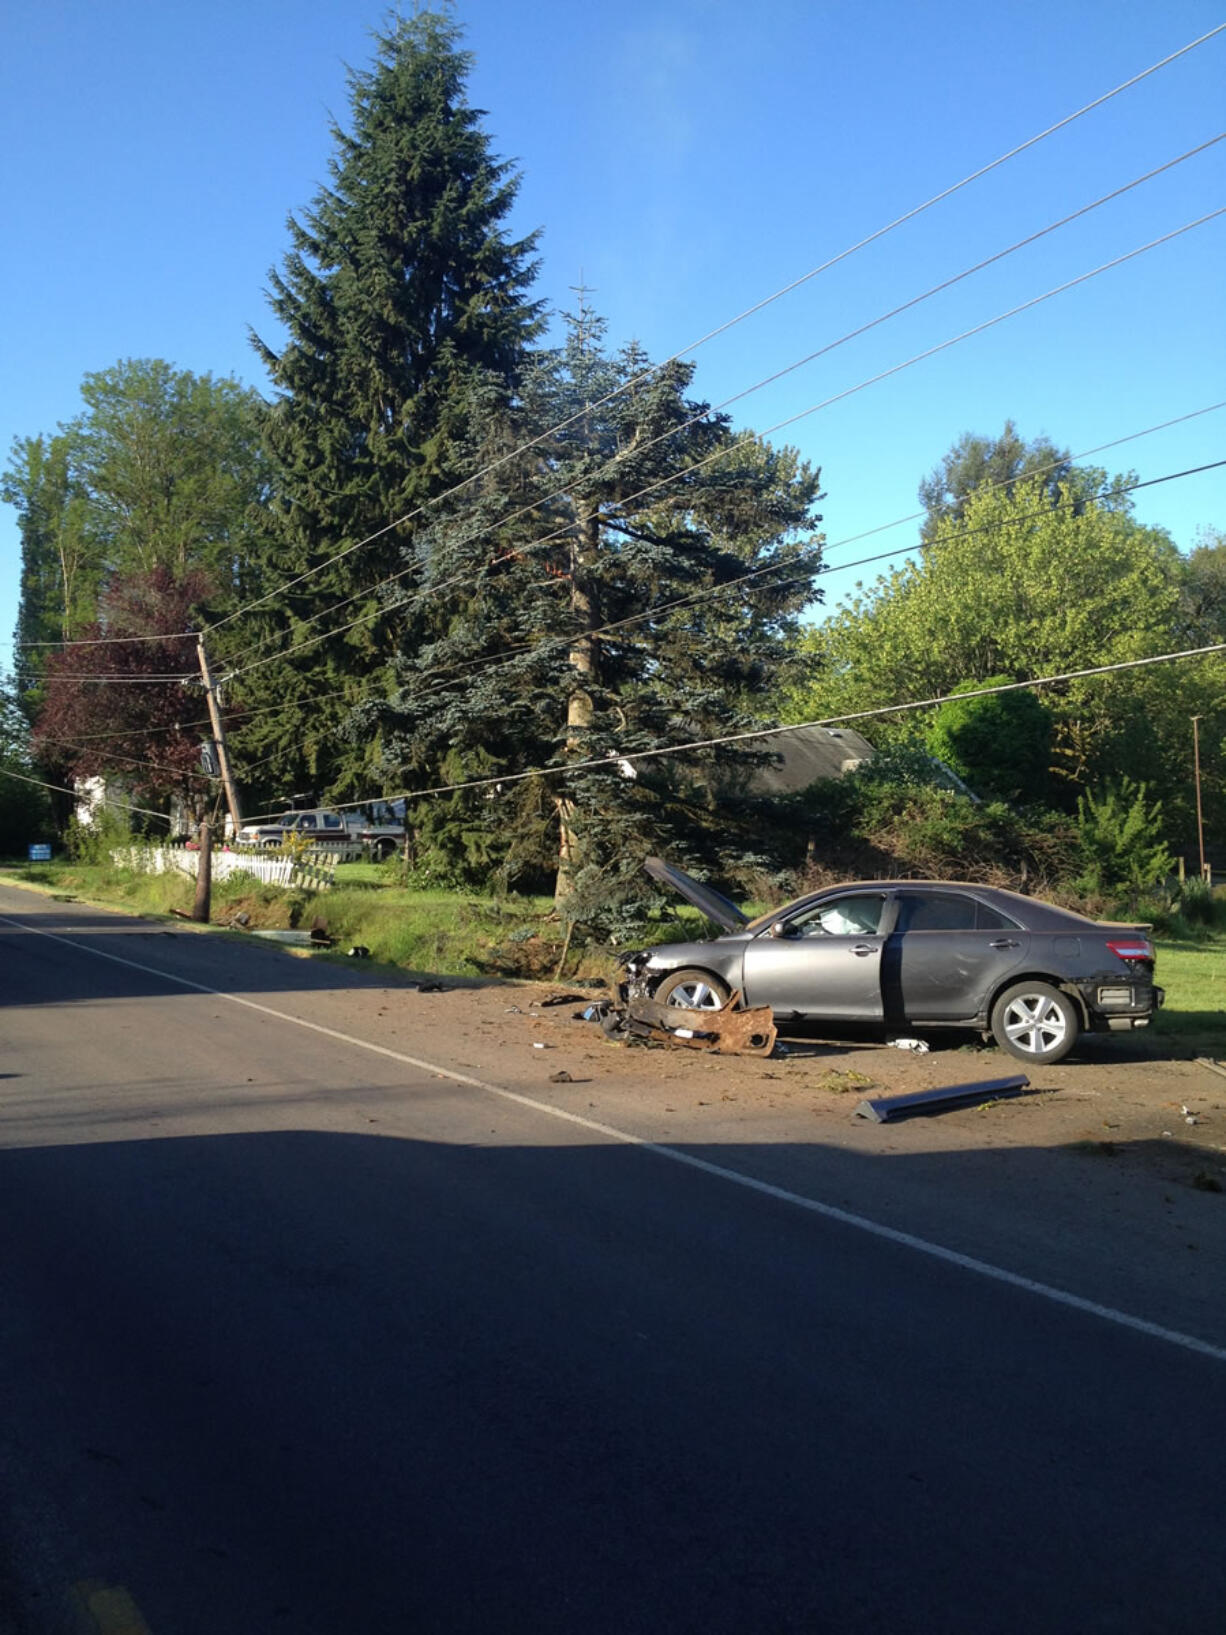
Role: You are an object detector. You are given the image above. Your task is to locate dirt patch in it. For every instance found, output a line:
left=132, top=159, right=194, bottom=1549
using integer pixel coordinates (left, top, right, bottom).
left=388, top=979, right=1226, bottom=1199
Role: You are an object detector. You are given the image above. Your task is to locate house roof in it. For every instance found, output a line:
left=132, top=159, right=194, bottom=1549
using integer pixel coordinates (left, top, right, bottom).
left=746, top=723, right=876, bottom=795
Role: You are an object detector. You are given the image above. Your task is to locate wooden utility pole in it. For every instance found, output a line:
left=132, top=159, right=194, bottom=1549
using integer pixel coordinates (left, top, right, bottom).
left=1191, top=715, right=1207, bottom=881
left=196, top=636, right=243, bottom=839
left=192, top=820, right=212, bottom=922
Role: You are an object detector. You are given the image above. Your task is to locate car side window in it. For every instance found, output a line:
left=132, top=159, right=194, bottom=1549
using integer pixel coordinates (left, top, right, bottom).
left=790, top=893, right=886, bottom=937
left=897, top=893, right=1022, bottom=932
left=898, top=893, right=977, bottom=932
left=975, top=902, right=1021, bottom=931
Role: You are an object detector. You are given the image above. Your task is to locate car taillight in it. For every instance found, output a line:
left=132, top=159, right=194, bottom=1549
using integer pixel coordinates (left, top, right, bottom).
left=1106, top=938, right=1154, bottom=964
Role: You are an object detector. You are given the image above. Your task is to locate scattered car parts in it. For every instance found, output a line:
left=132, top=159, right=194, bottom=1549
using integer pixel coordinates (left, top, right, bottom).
left=595, top=988, right=777, bottom=1057
left=854, top=1075, right=1032, bottom=1123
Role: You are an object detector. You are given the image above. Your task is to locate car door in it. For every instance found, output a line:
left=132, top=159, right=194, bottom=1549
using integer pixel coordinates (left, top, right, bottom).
left=741, top=890, right=890, bottom=1019
left=890, top=891, right=1030, bottom=1021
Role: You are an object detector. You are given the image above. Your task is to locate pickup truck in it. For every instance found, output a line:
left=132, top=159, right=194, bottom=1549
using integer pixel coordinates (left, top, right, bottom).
left=238, top=809, right=364, bottom=854
left=353, top=820, right=406, bottom=861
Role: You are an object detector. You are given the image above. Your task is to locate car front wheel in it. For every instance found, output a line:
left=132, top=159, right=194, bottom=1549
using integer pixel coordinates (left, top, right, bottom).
left=990, top=980, right=1079, bottom=1065
left=653, top=968, right=731, bottom=1010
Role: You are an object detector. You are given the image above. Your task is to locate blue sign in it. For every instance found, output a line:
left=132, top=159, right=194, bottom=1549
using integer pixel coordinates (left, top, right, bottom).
left=28, top=843, right=52, bottom=862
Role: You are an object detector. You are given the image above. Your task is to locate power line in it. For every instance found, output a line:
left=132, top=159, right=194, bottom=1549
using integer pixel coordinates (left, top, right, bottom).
left=353, top=461, right=1226, bottom=743
left=225, top=207, right=1226, bottom=685
left=206, top=25, right=1226, bottom=636
left=0, top=764, right=174, bottom=825
left=235, top=642, right=1226, bottom=826
left=20, top=424, right=1218, bottom=775
left=20, top=415, right=1220, bottom=784
left=33, top=734, right=214, bottom=788
left=219, top=142, right=1220, bottom=677
left=2, top=631, right=194, bottom=652
left=194, top=409, right=1223, bottom=763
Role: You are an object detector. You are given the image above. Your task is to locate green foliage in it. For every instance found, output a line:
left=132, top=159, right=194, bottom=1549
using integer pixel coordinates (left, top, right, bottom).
left=918, top=420, right=1071, bottom=543
left=64, top=804, right=132, bottom=864
left=0, top=680, right=52, bottom=855
left=1074, top=777, right=1174, bottom=903
left=1179, top=527, right=1226, bottom=643
left=779, top=751, right=1077, bottom=891
left=1176, top=877, right=1226, bottom=928
left=926, top=676, right=1053, bottom=802
left=784, top=455, right=1207, bottom=834
left=378, top=295, right=825, bottom=917
left=3, top=363, right=268, bottom=715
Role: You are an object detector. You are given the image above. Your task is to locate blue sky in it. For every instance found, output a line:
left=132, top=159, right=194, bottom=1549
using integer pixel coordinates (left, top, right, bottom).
left=2, top=0, right=1223, bottom=663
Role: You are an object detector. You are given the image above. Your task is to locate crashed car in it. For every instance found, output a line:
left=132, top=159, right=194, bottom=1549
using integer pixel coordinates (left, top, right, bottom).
left=620, top=859, right=1163, bottom=1065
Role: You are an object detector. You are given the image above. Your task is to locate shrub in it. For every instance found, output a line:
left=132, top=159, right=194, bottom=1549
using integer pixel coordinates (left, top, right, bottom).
left=1074, top=777, right=1174, bottom=904
left=926, top=676, right=1053, bottom=802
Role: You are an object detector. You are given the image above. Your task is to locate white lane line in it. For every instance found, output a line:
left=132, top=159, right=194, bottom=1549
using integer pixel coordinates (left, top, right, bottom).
left=7, top=910, right=1226, bottom=1366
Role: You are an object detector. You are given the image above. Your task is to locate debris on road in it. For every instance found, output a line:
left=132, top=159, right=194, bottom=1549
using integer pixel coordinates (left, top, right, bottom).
left=549, top=1070, right=573, bottom=1084
left=887, top=1037, right=930, bottom=1054
left=594, top=989, right=777, bottom=1057
left=855, top=1075, right=1033, bottom=1124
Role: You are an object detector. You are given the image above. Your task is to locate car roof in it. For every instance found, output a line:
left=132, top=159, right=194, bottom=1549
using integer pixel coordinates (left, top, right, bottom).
left=786, top=879, right=1109, bottom=931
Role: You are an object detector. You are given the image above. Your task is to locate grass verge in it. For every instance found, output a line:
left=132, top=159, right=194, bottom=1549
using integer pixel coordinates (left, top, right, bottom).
left=1151, top=937, right=1226, bottom=1056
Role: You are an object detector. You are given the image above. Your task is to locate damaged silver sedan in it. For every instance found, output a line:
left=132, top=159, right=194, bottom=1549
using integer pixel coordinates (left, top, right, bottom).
left=620, top=859, right=1163, bottom=1065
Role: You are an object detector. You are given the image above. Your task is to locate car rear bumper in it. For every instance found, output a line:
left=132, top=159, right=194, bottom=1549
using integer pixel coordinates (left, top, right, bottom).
left=1075, top=979, right=1164, bottom=1031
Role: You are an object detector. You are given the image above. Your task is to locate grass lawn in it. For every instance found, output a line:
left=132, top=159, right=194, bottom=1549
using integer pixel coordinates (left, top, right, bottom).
left=1151, top=937, right=1226, bottom=1057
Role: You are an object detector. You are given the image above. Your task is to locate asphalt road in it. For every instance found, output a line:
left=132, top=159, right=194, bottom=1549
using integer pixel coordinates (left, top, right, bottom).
left=1, top=884, right=1224, bottom=1634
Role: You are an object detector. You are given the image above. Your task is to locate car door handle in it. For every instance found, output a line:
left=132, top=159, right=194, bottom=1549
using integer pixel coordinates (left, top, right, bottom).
left=990, top=938, right=1020, bottom=949
left=852, top=944, right=876, bottom=957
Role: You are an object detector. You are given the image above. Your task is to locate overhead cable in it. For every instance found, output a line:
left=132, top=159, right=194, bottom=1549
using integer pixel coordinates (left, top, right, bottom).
left=206, top=25, right=1226, bottom=634
left=235, top=642, right=1226, bottom=826
left=220, top=141, right=1221, bottom=676
left=225, top=207, right=1226, bottom=684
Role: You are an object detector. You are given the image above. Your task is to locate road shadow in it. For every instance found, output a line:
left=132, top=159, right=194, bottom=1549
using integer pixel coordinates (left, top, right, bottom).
left=0, top=1124, right=1224, bottom=1635
left=0, top=897, right=512, bottom=1008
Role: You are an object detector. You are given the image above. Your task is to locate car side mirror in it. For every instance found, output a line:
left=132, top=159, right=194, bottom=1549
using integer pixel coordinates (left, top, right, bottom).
left=769, top=920, right=790, bottom=939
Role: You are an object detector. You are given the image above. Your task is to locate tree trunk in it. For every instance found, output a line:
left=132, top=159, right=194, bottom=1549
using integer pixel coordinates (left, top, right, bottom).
left=555, top=510, right=599, bottom=907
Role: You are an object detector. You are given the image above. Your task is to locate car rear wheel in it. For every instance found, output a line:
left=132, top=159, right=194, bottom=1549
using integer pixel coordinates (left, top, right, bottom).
left=654, top=968, right=731, bottom=1010
left=990, top=980, right=1078, bottom=1065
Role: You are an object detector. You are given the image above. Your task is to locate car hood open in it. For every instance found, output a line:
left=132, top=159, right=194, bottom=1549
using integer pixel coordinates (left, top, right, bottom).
left=644, top=857, right=748, bottom=933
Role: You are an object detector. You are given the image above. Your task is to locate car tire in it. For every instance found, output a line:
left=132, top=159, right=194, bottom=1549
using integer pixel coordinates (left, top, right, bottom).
left=374, top=838, right=397, bottom=861
left=654, top=968, right=731, bottom=1011
left=990, top=980, right=1079, bottom=1065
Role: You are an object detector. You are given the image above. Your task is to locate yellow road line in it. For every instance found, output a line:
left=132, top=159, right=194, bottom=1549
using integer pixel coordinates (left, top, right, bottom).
left=72, top=1581, right=152, bottom=1635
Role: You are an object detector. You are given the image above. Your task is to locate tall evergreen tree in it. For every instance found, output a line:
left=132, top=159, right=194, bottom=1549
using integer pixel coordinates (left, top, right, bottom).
left=236, top=12, right=542, bottom=803
left=374, top=300, right=825, bottom=922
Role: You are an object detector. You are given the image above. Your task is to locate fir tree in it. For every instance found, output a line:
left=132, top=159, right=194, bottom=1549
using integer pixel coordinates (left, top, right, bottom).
left=236, top=12, right=542, bottom=802
left=374, top=299, right=825, bottom=923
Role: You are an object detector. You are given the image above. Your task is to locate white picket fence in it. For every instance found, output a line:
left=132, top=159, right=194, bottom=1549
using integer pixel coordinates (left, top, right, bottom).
left=111, top=845, right=336, bottom=892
